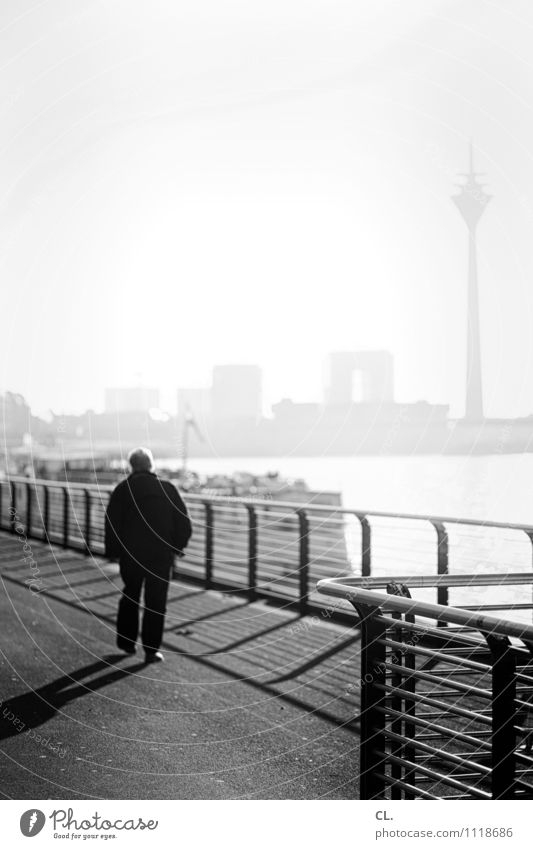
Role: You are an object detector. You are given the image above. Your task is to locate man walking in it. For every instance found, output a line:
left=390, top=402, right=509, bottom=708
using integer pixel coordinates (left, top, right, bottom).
left=105, top=447, right=192, bottom=663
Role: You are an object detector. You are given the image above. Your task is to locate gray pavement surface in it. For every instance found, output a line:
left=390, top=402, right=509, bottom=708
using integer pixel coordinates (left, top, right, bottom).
left=0, top=532, right=362, bottom=799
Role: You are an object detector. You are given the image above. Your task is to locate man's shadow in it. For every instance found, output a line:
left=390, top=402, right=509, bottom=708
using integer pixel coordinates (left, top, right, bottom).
left=0, top=654, right=146, bottom=741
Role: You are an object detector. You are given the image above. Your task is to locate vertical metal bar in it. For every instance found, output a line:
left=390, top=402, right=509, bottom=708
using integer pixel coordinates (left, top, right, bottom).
left=389, top=610, right=404, bottom=799
left=357, top=514, right=371, bottom=577
left=10, top=480, right=17, bottom=533
left=401, top=609, right=417, bottom=795
left=526, top=531, right=533, bottom=620
left=62, top=487, right=69, bottom=548
left=43, top=485, right=50, bottom=543
left=432, top=520, right=449, bottom=625
left=387, top=582, right=416, bottom=799
left=485, top=633, right=517, bottom=799
left=297, top=509, right=309, bottom=616
left=204, top=501, right=213, bottom=589
left=0, top=481, right=7, bottom=532
left=354, top=602, right=387, bottom=800
left=26, top=482, right=33, bottom=539
left=84, top=489, right=92, bottom=554
left=246, top=504, right=257, bottom=601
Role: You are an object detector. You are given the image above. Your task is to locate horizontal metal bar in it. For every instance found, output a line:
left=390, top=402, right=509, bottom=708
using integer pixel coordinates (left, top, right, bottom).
left=413, top=722, right=491, bottom=735
left=373, top=751, right=491, bottom=798
left=382, top=661, right=492, bottom=699
left=374, top=682, right=493, bottom=725
left=461, top=604, right=533, bottom=611
left=415, top=668, right=491, bottom=680
left=379, top=637, right=491, bottom=671
left=318, top=580, right=533, bottom=641
left=515, top=751, right=533, bottom=767
left=380, top=774, right=439, bottom=799
left=392, top=688, right=488, bottom=699
left=383, top=728, right=491, bottom=774
left=349, top=573, right=533, bottom=588
left=377, top=706, right=492, bottom=750
left=381, top=617, right=532, bottom=659
left=514, top=698, right=533, bottom=712
left=8, top=474, right=533, bottom=533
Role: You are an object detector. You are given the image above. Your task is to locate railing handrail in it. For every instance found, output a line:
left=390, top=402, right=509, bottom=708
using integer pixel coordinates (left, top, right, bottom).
left=317, top=577, right=533, bottom=641
left=340, top=573, right=533, bottom=587
left=4, top=474, right=533, bottom=534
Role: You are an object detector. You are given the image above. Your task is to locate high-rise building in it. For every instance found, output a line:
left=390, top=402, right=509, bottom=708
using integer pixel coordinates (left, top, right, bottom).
left=452, top=144, right=490, bottom=421
left=0, top=391, right=32, bottom=442
left=104, top=386, right=159, bottom=413
left=211, top=365, right=262, bottom=420
left=324, top=351, right=394, bottom=405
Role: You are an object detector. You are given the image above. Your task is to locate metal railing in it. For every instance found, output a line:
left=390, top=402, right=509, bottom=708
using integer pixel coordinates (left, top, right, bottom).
left=3, top=475, right=533, bottom=799
left=318, top=575, right=533, bottom=799
left=2, top=475, right=533, bottom=618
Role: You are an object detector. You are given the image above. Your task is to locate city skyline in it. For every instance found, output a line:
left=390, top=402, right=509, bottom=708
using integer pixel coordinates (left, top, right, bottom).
left=5, top=327, right=533, bottom=422
left=2, top=1, right=533, bottom=421
left=0, top=351, right=402, bottom=419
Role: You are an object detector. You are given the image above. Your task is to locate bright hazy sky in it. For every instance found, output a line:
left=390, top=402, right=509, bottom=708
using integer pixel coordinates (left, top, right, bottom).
left=2, top=0, right=533, bottom=418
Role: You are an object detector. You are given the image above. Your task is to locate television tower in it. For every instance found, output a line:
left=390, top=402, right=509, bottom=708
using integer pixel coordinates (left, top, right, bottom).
left=452, top=143, right=491, bottom=421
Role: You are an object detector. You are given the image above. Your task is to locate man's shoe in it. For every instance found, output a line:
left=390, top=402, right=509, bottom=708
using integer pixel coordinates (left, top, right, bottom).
left=144, top=651, right=164, bottom=664
left=117, top=640, right=136, bottom=655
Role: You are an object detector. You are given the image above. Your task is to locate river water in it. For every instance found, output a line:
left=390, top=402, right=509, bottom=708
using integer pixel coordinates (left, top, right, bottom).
left=159, top=454, right=533, bottom=622
left=161, top=453, right=533, bottom=524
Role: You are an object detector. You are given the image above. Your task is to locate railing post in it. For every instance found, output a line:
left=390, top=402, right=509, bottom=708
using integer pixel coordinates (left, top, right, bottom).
left=432, top=521, right=449, bottom=622
left=26, top=482, right=33, bottom=539
left=297, top=509, right=309, bottom=616
left=357, top=514, right=371, bottom=577
left=62, top=487, right=69, bottom=548
left=525, top=531, right=533, bottom=618
left=10, top=480, right=17, bottom=533
left=246, top=504, right=257, bottom=601
left=389, top=608, right=403, bottom=799
left=485, top=633, right=517, bottom=799
left=354, top=602, right=387, bottom=800
left=204, top=501, right=213, bottom=589
left=84, top=489, right=92, bottom=554
left=43, top=485, right=50, bottom=543
left=387, top=582, right=416, bottom=799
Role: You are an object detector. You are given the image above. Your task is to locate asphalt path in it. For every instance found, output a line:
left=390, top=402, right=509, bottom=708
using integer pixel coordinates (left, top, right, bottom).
left=0, top=533, right=361, bottom=799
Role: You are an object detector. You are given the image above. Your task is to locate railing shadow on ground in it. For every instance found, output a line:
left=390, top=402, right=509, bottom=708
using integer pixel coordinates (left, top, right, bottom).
left=0, top=656, right=147, bottom=743
left=0, top=534, right=362, bottom=733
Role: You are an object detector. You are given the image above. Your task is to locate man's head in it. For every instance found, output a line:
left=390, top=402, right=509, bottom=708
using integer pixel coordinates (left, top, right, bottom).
left=128, top=447, right=155, bottom=473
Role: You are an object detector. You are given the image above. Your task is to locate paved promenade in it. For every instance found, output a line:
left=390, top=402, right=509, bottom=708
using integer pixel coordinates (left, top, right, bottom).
left=0, top=533, right=361, bottom=799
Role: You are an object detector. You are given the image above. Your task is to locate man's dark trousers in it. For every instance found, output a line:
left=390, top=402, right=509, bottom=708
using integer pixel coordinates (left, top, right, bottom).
left=117, top=556, right=172, bottom=653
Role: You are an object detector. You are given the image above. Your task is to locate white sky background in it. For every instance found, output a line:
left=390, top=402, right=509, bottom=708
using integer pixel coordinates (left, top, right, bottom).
left=1, top=0, right=533, bottom=418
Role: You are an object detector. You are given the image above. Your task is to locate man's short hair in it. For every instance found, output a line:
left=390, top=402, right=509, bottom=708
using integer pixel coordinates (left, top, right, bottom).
left=128, top=447, right=155, bottom=473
